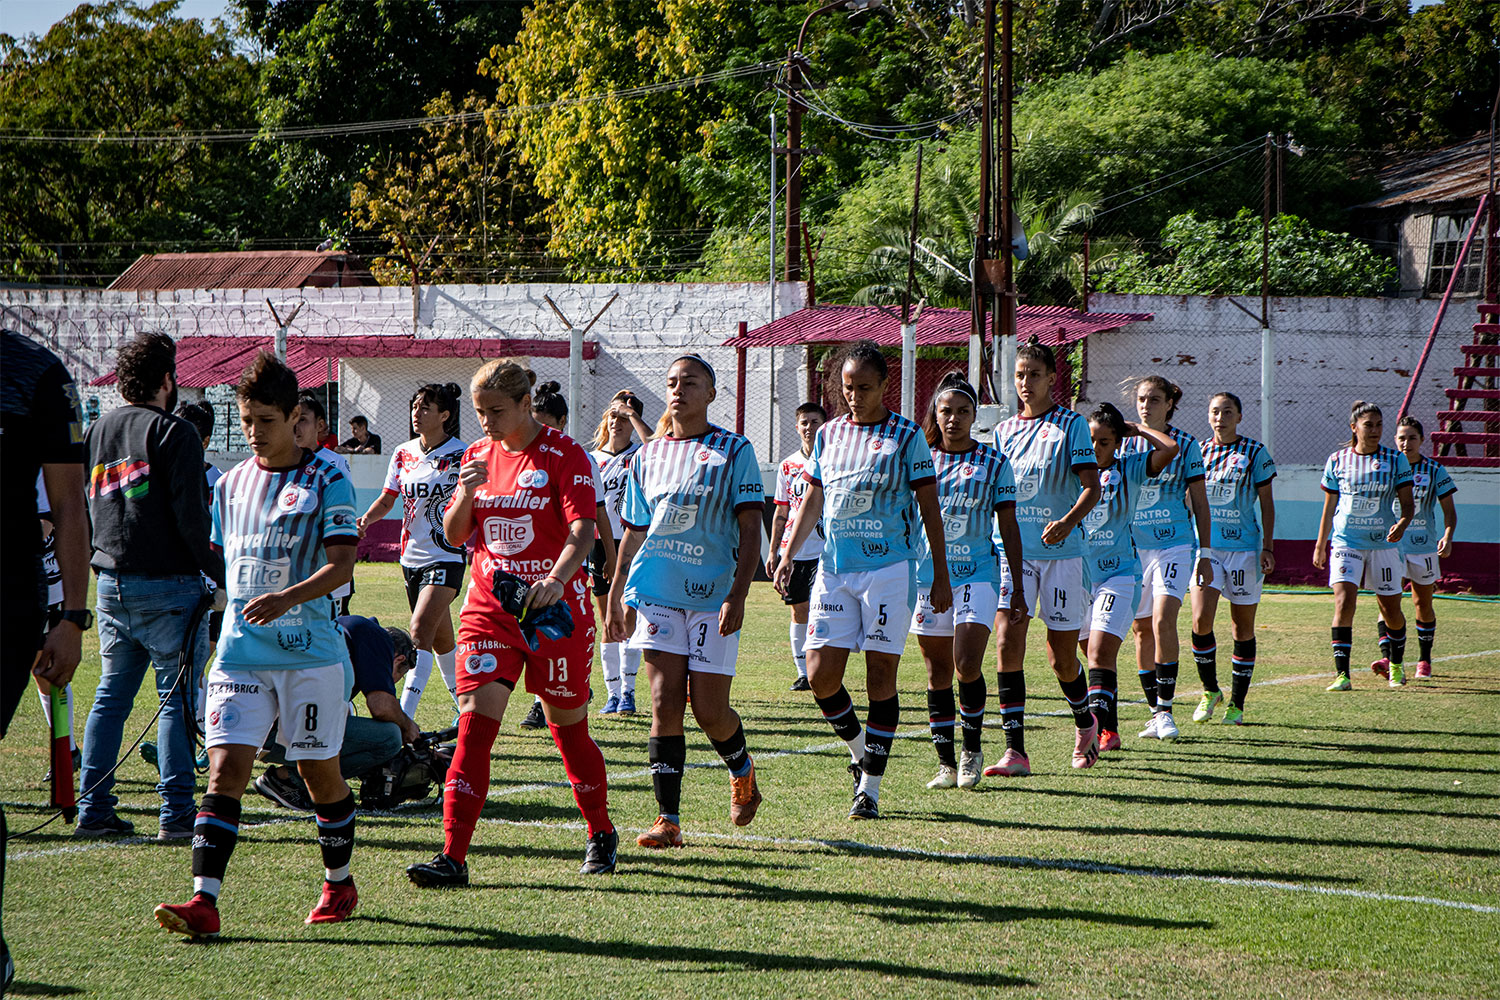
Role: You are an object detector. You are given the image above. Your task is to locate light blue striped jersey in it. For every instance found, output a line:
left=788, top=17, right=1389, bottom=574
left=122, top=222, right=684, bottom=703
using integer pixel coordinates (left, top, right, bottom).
left=806, top=412, right=936, bottom=573
left=211, top=450, right=358, bottom=671
left=993, top=405, right=1096, bottom=561
left=1321, top=445, right=1413, bottom=551
left=1398, top=455, right=1457, bottom=556
left=915, top=443, right=1016, bottom=587
left=1201, top=435, right=1276, bottom=552
left=1118, top=425, right=1205, bottom=552
left=1083, top=450, right=1150, bottom=583
left=621, top=426, right=763, bottom=611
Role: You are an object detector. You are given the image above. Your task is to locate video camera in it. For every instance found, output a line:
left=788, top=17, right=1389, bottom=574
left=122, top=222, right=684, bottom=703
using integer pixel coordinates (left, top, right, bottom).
left=357, top=725, right=457, bottom=811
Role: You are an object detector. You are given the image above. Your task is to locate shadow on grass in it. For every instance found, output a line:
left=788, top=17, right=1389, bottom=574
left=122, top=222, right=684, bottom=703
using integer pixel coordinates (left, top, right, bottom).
left=993, top=781, right=1494, bottom=822
left=5, top=983, right=85, bottom=996
left=1105, top=765, right=1500, bottom=800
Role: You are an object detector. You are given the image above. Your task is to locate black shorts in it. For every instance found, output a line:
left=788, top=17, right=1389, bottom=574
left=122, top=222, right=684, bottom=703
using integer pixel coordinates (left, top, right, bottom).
left=589, top=539, right=609, bottom=597
left=1, top=609, right=45, bottom=738
left=781, top=559, right=820, bottom=606
left=403, top=562, right=467, bottom=611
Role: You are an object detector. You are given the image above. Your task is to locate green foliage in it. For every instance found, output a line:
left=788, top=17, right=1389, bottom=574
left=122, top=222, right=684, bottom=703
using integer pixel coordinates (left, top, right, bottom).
left=1097, top=209, right=1397, bottom=297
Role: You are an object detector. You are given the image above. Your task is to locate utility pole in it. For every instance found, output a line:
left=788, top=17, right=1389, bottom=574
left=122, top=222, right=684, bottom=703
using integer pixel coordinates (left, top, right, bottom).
left=995, top=0, right=1016, bottom=413
left=1261, top=131, right=1275, bottom=458
left=973, top=0, right=994, bottom=397
left=266, top=299, right=302, bottom=363
left=1276, top=132, right=1285, bottom=216
left=785, top=44, right=803, bottom=282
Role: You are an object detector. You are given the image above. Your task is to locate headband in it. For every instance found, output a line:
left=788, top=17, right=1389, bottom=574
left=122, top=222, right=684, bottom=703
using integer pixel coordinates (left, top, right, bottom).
left=939, top=382, right=978, bottom=406
left=671, top=353, right=717, bottom=386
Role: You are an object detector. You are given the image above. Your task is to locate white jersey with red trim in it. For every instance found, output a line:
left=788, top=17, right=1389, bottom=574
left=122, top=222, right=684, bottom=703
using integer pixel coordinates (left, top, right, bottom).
left=382, top=436, right=468, bottom=567
left=775, top=448, right=823, bottom=562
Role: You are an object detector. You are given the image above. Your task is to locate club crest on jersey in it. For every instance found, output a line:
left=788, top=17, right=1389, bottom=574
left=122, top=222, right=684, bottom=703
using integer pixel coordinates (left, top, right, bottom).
left=1100, top=469, right=1117, bottom=487
left=654, top=501, right=698, bottom=535
left=277, top=484, right=316, bottom=514
left=485, top=514, right=535, bottom=555
left=695, top=447, right=727, bottom=466
left=517, top=468, right=549, bottom=489
left=868, top=437, right=888, bottom=454
left=958, top=462, right=984, bottom=481
left=645, top=618, right=674, bottom=639
left=1231, top=452, right=1251, bottom=469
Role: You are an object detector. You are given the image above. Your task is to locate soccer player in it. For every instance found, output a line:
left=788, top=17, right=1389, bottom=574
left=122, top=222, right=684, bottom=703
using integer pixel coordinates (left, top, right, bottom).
left=1314, top=401, right=1414, bottom=690
left=295, top=394, right=354, bottom=616
left=1189, top=392, right=1277, bottom=724
left=1372, top=416, right=1455, bottom=681
left=1081, top=403, right=1177, bottom=754
left=358, top=382, right=467, bottom=721
left=1121, top=375, right=1210, bottom=742
left=987, top=337, right=1099, bottom=777
left=591, top=390, right=650, bottom=715
left=606, top=355, right=765, bottom=847
left=774, top=341, right=950, bottom=820
left=406, top=361, right=616, bottom=886
left=768, top=401, right=827, bottom=693
left=154, top=352, right=362, bottom=939
left=912, top=374, right=1021, bottom=789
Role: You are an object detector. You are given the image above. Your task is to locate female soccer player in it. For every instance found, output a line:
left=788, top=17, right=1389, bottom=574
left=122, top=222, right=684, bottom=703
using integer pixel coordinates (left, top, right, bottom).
left=1189, top=392, right=1277, bottom=724
left=774, top=341, right=950, bottom=820
left=1081, top=403, right=1177, bottom=753
left=1122, top=375, right=1210, bottom=742
left=406, top=361, right=617, bottom=886
left=1372, top=416, right=1455, bottom=680
left=987, top=337, right=1099, bottom=776
left=768, top=401, right=828, bottom=693
left=912, top=373, right=1021, bottom=789
left=591, top=390, right=651, bottom=715
left=357, top=383, right=467, bottom=721
left=1314, top=400, right=1414, bottom=690
left=606, top=355, right=766, bottom=848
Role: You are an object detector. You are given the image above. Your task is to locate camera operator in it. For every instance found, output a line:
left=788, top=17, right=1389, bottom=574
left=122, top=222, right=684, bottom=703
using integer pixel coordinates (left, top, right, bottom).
left=252, top=616, right=420, bottom=812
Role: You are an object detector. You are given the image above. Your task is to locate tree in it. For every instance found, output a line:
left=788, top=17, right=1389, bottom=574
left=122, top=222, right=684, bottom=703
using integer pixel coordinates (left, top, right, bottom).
left=1096, top=209, right=1396, bottom=297
left=0, top=0, right=272, bottom=284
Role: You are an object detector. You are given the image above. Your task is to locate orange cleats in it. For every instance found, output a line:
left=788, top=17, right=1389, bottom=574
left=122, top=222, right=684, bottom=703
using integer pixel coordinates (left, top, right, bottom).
left=305, top=881, right=358, bottom=925
left=154, top=895, right=220, bottom=940
left=729, top=764, right=762, bottom=827
left=635, top=816, right=684, bottom=849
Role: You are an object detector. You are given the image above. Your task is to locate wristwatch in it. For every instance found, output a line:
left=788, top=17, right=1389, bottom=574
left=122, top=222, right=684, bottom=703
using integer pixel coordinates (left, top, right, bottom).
left=49, top=608, right=94, bottom=632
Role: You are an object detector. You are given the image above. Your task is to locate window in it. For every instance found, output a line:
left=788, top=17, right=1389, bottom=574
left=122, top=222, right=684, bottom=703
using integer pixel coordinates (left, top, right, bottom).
left=1426, top=212, right=1484, bottom=295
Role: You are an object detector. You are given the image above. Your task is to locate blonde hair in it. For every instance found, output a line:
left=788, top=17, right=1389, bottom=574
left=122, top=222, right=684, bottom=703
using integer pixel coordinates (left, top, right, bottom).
left=471, top=360, right=535, bottom=401
left=592, top=390, right=643, bottom=450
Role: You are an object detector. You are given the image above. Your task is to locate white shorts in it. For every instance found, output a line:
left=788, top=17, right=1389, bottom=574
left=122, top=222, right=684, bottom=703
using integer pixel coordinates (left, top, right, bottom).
left=1330, top=546, right=1403, bottom=596
left=1082, top=574, right=1141, bottom=640
left=1018, top=558, right=1087, bottom=632
left=1404, top=552, right=1440, bottom=587
left=1135, top=544, right=1195, bottom=617
left=628, top=601, right=739, bottom=676
left=1202, top=549, right=1264, bottom=605
left=204, top=662, right=349, bottom=762
left=806, top=563, right=914, bottom=655
left=910, top=580, right=1001, bottom=637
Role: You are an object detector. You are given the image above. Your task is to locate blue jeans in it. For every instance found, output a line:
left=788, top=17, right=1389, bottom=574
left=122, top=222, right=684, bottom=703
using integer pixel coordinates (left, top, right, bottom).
left=263, top=715, right=403, bottom=784
left=79, top=573, right=208, bottom=829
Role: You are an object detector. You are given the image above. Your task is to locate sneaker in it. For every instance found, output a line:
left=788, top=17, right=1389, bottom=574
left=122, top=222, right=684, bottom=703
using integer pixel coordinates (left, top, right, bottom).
left=1154, top=711, right=1179, bottom=741
left=1389, top=664, right=1407, bottom=688
left=1099, top=729, right=1122, bottom=752
left=1415, top=660, right=1432, bottom=679
left=139, top=742, right=159, bottom=771
left=1221, top=705, right=1245, bottom=725
left=1370, top=656, right=1390, bottom=680
left=958, top=750, right=984, bottom=789
left=407, top=852, right=469, bottom=888
left=1326, top=674, right=1352, bottom=692
left=254, top=769, right=314, bottom=812
left=1192, top=690, right=1223, bottom=723
left=1072, top=722, right=1100, bottom=769
left=73, top=815, right=135, bottom=839
left=153, top=894, right=220, bottom=940
left=926, top=765, right=958, bottom=789
left=619, top=691, right=637, bottom=716
left=598, top=694, right=621, bottom=716
left=636, top=816, right=684, bottom=849
left=580, top=828, right=619, bottom=874
left=519, top=699, right=547, bottom=729
left=42, top=747, right=81, bottom=783
left=849, top=791, right=879, bottom=820
left=1138, top=714, right=1161, bottom=739
left=982, top=748, right=1031, bottom=777
left=847, top=760, right=863, bottom=792
left=306, top=881, right=358, bottom=924
left=157, top=817, right=196, bottom=842
left=729, top=764, right=762, bottom=826
left=789, top=676, right=812, bottom=692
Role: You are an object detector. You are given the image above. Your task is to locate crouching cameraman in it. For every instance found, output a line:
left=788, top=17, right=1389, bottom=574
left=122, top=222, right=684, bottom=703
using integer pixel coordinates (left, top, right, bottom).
left=253, top=616, right=419, bottom=811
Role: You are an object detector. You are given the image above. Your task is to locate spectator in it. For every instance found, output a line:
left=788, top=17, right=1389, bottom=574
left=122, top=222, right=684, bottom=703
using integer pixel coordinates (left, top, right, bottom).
left=1, top=330, right=90, bottom=992
left=338, top=415, right=382, bottom=455
left=253, top=616, right=420, bottom=811
left=76, top=332, right=225, bottom=842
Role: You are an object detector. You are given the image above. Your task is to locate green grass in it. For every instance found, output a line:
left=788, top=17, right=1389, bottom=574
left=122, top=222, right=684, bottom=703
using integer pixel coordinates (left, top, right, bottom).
left=5, top=566, right=1498, bottom=999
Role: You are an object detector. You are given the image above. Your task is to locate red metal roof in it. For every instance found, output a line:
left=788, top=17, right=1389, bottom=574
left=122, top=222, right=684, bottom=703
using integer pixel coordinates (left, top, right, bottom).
left=723, top=304, right=1152, bottom=348
left=88, top=335, right=595, bottom=388
left=109, top=251, right=376, bottom=291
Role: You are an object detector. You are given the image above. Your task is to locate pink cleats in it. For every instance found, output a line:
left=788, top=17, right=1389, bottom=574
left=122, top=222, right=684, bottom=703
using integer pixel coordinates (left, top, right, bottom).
left=1415, top=660, right=1432, bottom=679
left=1370, top=657, right=1390, bottom=680
left=1072, top=723, right=1100, bottom=769
left=983, top=749, right=1031, bottom=777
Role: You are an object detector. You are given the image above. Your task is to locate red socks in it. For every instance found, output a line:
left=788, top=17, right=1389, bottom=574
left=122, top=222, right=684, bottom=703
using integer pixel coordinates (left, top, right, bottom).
left=442, top=711, right=500, bottom=864
left=549, top=718, right=613, bottom=837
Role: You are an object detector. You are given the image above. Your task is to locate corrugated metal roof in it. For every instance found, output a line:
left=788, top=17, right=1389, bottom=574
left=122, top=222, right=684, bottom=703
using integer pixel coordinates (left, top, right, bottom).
left=722, top=304, right=1152, bottom=348
left=1358, top=134, right=1490, bottom=210
left=109, top=251, right=377, bottom=291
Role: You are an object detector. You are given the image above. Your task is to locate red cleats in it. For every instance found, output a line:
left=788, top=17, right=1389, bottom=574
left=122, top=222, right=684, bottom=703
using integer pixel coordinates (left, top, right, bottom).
left=306, top=881, right=358, bottom=925
left=154, top=894, right=220, bottom=940
left=1098, top=729, right=1122, bottom=753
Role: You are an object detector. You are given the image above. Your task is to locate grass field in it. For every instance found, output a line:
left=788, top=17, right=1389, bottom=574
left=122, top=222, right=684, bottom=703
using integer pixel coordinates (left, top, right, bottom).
left=5, top=565, right=1498, bottom=1000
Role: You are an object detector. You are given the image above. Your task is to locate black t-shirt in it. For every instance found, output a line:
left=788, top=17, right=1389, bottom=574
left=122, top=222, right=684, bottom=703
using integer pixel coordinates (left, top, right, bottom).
left=338, top=614, right=396, bottom=700
left=0, top=331, right=84, bottom=617
left=342, top=433, right=382, bottom=454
